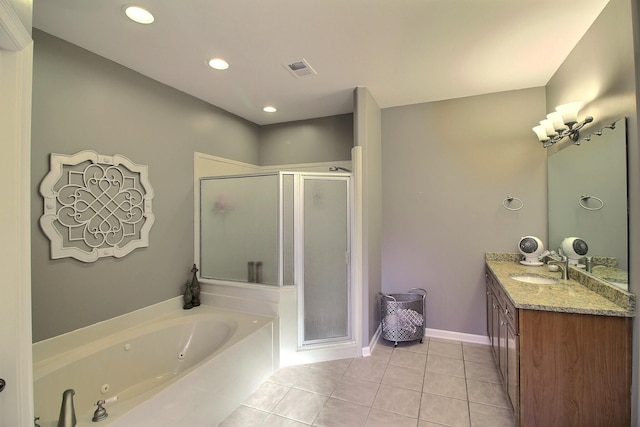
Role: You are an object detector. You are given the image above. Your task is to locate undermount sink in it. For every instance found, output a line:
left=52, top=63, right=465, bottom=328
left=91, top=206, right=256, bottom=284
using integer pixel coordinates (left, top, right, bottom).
left=510, top=274, right=558, bottom=285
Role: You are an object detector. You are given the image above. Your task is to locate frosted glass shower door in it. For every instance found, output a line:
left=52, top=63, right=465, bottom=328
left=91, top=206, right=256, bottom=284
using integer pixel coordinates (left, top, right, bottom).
left=300, top=176, right=351, bottom=345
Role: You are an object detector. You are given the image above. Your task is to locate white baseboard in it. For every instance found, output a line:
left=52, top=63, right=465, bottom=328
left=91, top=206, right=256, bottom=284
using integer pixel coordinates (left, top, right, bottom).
left=364, top=325, right=489, bottom=355
left=361, top=324, right=382, bottom=357
left=425, top=328, right=490, bottom=345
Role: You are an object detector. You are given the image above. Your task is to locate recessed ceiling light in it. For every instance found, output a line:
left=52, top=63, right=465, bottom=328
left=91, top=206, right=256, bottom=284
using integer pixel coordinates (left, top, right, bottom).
left=263, top=106, right=277, bottom=113
left=124, top=6, right=155, bottom=24
left=208, top=58, right=230, bottom=70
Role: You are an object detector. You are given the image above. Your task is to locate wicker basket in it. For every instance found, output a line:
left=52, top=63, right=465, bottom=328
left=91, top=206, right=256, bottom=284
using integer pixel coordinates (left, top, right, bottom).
left=380, top=288, right=427, bottom=347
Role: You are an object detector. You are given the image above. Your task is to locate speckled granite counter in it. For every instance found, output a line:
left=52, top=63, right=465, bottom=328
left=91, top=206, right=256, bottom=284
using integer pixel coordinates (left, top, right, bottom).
left=486, top=253, right=635, bottom=317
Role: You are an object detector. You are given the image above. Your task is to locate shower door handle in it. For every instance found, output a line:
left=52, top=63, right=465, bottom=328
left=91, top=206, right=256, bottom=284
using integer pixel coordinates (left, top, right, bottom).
left=0, top=378, right=5, bottom=392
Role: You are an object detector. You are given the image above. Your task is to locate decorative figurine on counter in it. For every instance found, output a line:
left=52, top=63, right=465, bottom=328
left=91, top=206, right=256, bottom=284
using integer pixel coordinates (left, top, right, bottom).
left=190, top=264, right=201, bottom=307
left=182, top=280, right=193, bottom=310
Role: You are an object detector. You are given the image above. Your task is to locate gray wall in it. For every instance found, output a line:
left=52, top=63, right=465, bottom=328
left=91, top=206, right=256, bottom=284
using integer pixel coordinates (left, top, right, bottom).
left=545, top=0, right=638, bottom=423
left=31, top=30, right=261, bottom=341
left=31, top=30, right=355, bottom=342
left=259, top=114, right=353, bottom=165
left=381, top=87, right=547, bottom=336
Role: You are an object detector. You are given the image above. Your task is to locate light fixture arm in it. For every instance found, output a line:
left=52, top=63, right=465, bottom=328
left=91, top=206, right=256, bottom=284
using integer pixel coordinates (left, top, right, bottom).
left=532, top=102, right=594, bottom=148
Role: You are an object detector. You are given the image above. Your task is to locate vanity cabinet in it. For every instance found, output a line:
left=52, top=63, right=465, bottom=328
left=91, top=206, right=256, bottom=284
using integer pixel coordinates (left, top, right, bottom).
left=486, top=270, right=519, bottom=421
left=485, top=266, right=632, bottom=426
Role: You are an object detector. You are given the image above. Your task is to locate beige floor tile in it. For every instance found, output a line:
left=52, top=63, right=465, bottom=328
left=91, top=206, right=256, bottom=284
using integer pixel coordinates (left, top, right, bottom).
left=372, top=384, right=421, bottom=418
left=428, top=337, right=462, bottom=346
left=262, top=413, right=311, bottom=426
left=219, top=405, right=269, bottom=427
left=466, top=379, right=510, bottom=408
left=243, top=380, right=291, bottom=412
left=464, top=360, right=501, bottom=384
left=294, top=369, right=342, bottom=396
left=428, top=340, right=464, bottom=359
left=269, top=365, right=312, bottom=387
left=468, top=402, right=514, bottom=427
left=423, top=371, right=468, bottom=400
left=418, top=421, right=450, bottom=427
left=222, top=338, right=511, bottom=427
left=394, top=339, right=429, bottom=354
left=369, top=345, right=393, bottom=364
left=310, top=358, right=354, bottom=375
left=331, top=377, right=380, bottom=407
left=462, top=344, right=494, bottom=365
left=365, top=408, right=418, bottom=427
left=272, top=388, right=328, bottom=424
left=420, top=393, right=470, bottom=426
left=389, top=348, right=427, bottom=370
left=344, top=358, right=388, bottom=382
left=381, top=364, right=425, bottom=391
left=313, top=397, right=370, bottom=426
left=426, top=354, right=465, bottom=377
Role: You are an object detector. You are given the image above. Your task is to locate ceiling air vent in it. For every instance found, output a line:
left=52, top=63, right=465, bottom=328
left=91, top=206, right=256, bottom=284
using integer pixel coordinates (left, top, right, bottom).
left=284, top=59, right=317, bottom=78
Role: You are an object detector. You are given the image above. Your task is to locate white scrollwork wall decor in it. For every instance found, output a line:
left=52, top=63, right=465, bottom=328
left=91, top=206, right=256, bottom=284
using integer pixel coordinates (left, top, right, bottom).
left=39, top=150, right=155, bottom=262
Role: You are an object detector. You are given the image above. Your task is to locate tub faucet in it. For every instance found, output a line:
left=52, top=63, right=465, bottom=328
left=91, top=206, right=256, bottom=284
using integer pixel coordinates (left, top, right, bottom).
left=548, top=255, right=569, bottom=280
left=57, top=389, right=77, bottom=427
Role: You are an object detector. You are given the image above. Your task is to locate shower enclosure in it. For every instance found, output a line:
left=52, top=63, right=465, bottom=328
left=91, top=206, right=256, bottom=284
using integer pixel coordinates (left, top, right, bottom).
left=199, top=171, right=352, bottom=346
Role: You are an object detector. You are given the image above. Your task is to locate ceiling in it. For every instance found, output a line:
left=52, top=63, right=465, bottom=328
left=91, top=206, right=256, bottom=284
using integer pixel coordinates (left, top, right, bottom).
left=33, top=0, right=610, bottom=126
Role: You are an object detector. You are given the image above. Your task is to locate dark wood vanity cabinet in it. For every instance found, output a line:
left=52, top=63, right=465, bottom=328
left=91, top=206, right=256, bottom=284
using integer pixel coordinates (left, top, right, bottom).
left=486, top=270, right=519, bottom=423
left=485, top=267, right=632, bottom=427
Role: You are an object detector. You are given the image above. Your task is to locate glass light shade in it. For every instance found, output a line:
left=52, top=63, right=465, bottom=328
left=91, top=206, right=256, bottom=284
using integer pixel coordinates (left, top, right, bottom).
left=208, top=58, right=229, bottom=70
left=532, top=125, right=549, bottom=141
left=540, top=119, right=558, bottom=137
left=124, top=6, right=155, bottom=24
left=547, top=112, right=568, bottom=131
left=555, top=102, right=583, bottom=124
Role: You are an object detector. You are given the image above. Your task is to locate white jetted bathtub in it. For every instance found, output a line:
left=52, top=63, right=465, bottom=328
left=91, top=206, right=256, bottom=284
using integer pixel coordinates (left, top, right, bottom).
left=33, top=301, right=276, bottom=426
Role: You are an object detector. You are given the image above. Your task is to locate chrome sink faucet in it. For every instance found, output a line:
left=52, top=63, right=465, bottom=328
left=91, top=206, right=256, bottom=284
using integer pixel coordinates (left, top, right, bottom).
left=585, top=256, right=606, bottom=273
left=548, top=255, right=569, bottom=280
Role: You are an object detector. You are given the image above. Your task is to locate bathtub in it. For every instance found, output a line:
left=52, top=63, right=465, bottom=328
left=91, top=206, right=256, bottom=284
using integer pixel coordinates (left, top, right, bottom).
left=33, top=301, right=276, bottom=426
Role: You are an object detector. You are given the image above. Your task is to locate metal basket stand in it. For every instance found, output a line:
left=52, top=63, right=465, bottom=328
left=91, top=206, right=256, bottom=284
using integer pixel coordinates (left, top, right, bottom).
left=379, top=288, right=427, bottom=347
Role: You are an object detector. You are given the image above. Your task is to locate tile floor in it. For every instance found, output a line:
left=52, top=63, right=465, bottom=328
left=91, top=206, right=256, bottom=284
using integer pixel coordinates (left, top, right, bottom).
left=220, top=337, right=514, bottom=426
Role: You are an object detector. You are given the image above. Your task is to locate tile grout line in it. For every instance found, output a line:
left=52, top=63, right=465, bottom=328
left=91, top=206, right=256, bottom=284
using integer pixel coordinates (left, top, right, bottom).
left=462, top=343, right=473, bottom=427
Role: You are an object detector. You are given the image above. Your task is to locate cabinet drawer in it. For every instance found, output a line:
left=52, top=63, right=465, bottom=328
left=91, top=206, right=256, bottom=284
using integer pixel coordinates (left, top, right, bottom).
left=486, top=268, right=518, bottom=332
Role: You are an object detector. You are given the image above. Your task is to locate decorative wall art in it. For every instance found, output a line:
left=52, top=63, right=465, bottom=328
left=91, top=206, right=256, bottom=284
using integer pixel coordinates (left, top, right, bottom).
left=39, top=150, right=155, bottom=262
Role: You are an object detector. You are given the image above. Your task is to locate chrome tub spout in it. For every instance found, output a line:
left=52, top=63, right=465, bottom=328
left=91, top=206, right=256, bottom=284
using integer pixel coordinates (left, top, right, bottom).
left=58, top=389, right=77, bottom=427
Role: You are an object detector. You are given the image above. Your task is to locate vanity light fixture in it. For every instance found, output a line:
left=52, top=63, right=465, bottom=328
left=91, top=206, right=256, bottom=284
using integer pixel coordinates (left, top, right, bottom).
left=532, top=102, right=593, bottom=148
left=124, top=6, right=155, bottom=24
left=263, top=106, right=277, bottom=113
left=208, top=58, right=229, bottom=70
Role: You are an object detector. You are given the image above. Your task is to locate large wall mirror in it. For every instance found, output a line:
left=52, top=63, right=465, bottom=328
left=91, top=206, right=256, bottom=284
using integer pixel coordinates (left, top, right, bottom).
left=548, top=118, right=628, bottom=289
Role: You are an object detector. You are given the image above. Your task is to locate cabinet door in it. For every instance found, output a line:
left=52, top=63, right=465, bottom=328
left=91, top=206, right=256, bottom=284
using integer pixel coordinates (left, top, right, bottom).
left=486, top=286, right=492, bottom=338
left=506, top=322, right=519, bottom=421
left=491, top=294, right=501, bottom=362
left=498, top=312, right=508, bottom=384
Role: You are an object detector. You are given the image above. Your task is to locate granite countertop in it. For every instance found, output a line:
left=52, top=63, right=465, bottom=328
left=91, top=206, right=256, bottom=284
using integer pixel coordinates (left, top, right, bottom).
left=486, top=253, right=635, bottom=318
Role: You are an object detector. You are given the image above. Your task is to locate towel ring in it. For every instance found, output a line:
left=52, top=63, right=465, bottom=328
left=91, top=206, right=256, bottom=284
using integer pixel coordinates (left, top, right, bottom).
left=503, top=196, right=523, bottom=211
left=579, top=195, right=604, bottom=211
